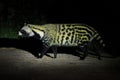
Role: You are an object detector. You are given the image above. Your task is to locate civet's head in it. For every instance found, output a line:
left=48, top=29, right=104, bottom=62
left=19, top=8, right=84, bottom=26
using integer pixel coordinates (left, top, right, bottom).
left=18, top=23, right=35, bottom=38
left=18, top=23, right=44, bottom=39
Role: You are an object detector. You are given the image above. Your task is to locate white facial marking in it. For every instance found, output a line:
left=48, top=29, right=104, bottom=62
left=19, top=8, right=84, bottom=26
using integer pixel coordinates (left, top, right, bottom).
left=18, top=32, right=22, bottom=36
left=29, top=31, right=35, bottom=36
left=31, top=28, right=44, bottom=39
left=36, top=31, right=44, bottom=39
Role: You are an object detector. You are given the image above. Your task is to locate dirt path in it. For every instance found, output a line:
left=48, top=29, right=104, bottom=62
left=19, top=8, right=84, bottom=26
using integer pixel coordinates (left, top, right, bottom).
left=0, top=48, right=120, bottom=80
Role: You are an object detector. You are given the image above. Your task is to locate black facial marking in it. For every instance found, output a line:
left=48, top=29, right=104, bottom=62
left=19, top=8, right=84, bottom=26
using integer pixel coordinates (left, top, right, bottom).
left=20, top=30, right=29, bottom=37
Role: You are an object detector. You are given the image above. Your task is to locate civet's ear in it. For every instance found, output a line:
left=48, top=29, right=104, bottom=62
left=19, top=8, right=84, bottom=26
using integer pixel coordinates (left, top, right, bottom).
left=24, top=23, right=27, bottom=26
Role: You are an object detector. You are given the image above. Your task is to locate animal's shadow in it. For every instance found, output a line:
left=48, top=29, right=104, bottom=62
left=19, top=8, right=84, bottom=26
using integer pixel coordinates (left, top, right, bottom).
left=0, top=38, right=82, bottom=58
left=0, top=38, right=42, bottom=58
left=0, top=38, right=117, bottom=59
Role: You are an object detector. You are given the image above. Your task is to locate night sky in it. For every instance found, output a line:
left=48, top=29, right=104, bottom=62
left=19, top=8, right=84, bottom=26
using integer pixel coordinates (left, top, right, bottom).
left=0, top=0, right=119, bottom=23
left=0, top=0, right=119, bottom=54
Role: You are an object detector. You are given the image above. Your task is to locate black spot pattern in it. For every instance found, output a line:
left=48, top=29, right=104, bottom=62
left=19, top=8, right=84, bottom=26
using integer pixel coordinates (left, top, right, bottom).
left=66, top=37, right=69, bottom=40
left=67, top=33, right=71, bottom=36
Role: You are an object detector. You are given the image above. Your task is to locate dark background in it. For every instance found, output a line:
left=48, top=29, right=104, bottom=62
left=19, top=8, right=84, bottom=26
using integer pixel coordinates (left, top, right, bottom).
left=0, top=0, right=119, bottom=55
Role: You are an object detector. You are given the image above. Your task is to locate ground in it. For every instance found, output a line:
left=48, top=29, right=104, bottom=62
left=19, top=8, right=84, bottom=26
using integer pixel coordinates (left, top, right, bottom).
left=0, top=48, right=120, bottom=80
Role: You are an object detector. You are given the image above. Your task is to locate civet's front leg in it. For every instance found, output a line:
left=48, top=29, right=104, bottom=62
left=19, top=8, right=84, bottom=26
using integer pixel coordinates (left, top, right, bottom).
left=38, top=44, right=50, bottom=58
left=52, top=46, right=58, bottom=58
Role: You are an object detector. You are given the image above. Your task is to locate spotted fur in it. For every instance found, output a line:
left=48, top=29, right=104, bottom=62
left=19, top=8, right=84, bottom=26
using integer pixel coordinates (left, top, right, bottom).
left=19, top=23, right=105, bottom=60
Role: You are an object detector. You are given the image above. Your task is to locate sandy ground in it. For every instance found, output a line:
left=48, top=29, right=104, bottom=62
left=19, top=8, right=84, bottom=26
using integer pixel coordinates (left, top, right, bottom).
left=0, top=47, right=120, bottom=80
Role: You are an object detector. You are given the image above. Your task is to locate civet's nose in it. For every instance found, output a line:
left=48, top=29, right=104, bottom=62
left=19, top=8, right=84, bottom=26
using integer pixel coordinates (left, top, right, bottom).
left=18, top=31, right=22, bottom=36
